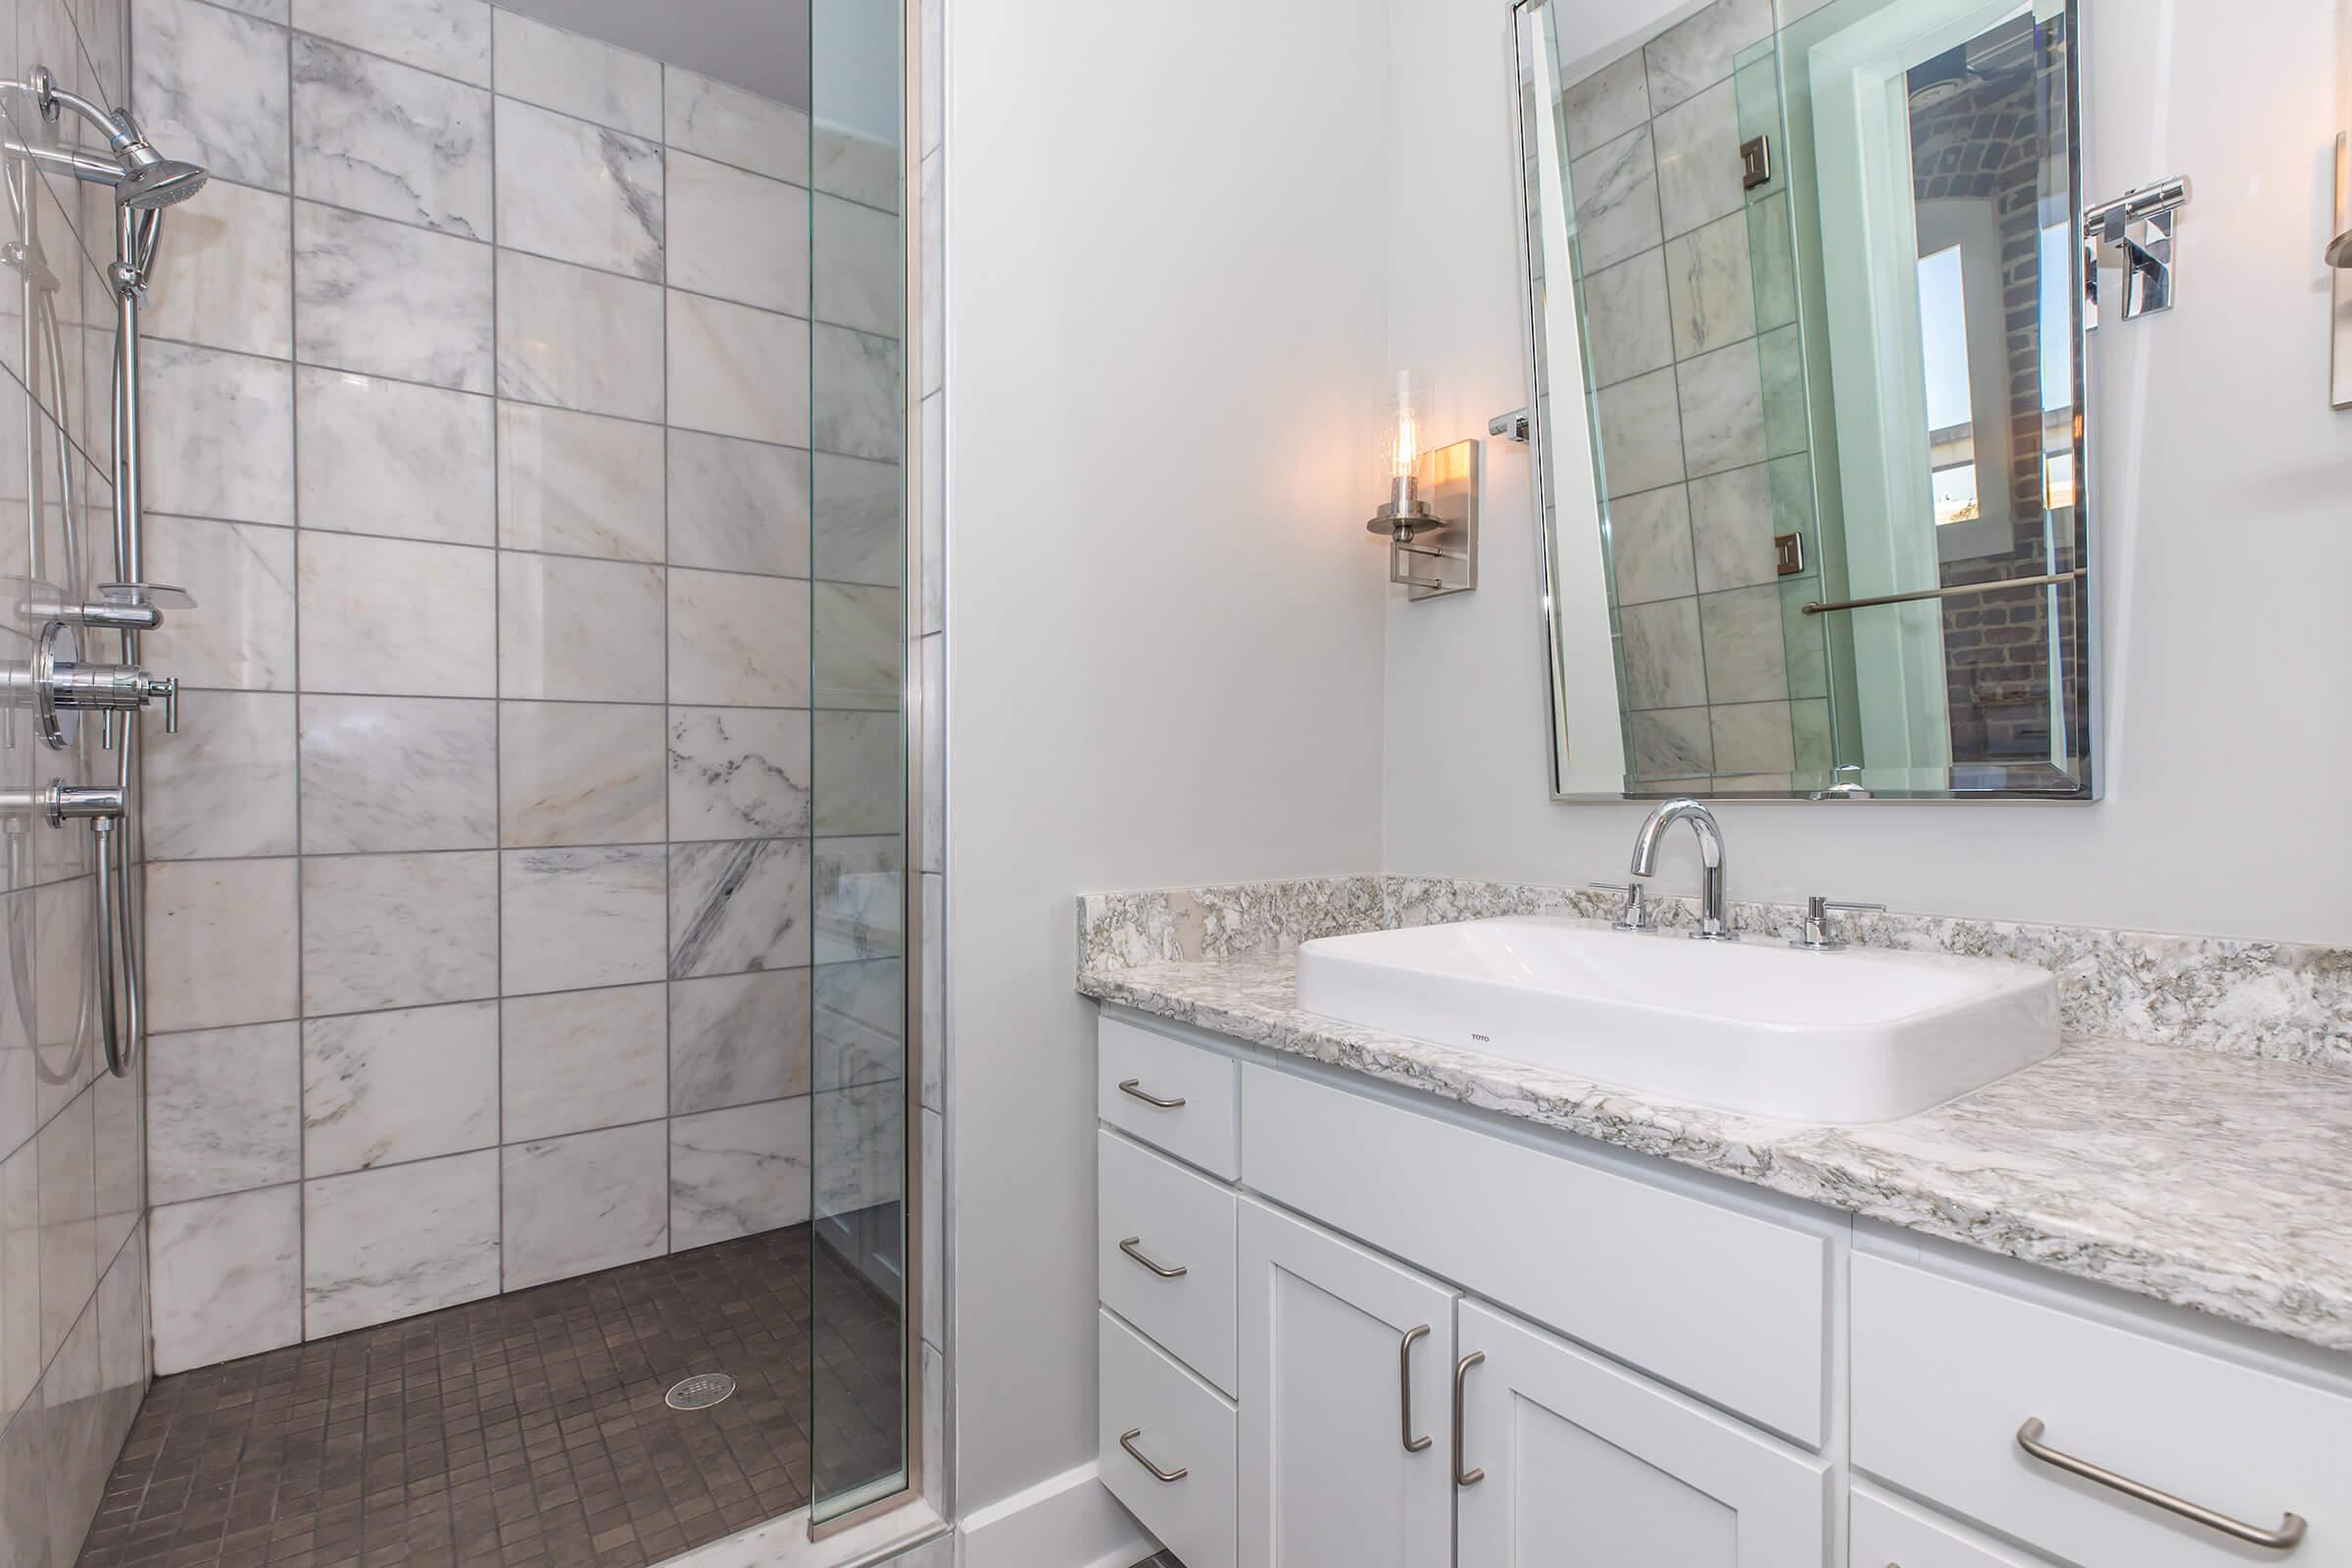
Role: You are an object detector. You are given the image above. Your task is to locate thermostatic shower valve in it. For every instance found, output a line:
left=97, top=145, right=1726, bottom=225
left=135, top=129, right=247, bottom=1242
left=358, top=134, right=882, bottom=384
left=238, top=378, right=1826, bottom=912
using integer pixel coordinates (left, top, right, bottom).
left=1, top=619, right=181, bottom=750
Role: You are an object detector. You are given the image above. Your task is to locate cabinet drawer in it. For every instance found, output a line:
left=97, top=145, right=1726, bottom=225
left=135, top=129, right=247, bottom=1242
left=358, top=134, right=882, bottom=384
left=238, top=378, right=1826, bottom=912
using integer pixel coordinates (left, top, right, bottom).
left=1853, top=1254, right=2352, bottom=1567
left=1100, top=1308, right=1237, bottom=1568
left=1851, top=1484, right=2052, bottom=1567
left=1100, top=1015, right=1240, bottom=1178
left=1100, top=1129, right=1240, bottom=1395
left=1242, top=1063, right=1829, bottom=1446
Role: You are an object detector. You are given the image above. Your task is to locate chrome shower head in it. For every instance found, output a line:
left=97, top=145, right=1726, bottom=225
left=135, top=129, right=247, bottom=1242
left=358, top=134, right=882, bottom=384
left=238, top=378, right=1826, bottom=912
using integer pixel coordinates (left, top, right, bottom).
left=24, top=67, right=211, bottom=211
left=115, top=156, right=208, bottom=211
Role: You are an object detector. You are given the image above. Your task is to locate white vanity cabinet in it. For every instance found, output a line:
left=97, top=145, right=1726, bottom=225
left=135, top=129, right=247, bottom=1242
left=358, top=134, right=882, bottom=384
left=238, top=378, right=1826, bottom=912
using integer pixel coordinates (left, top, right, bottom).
left=1092, top=1009, right=2352, bottom=1568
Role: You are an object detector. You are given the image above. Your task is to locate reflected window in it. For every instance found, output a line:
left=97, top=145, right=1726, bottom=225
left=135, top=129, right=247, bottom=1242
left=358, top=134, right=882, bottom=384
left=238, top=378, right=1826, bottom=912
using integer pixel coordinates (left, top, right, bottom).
left=1917, top=242, right=1979, bottom=526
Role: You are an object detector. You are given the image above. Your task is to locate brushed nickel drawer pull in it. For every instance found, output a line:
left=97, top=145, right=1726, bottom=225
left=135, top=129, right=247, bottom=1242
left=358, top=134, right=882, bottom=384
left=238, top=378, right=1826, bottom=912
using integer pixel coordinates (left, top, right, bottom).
left=1400, top=1324, right=1434, bottom=1453
left=1116, top=1078, right=1186, bottom=1109
left=2016, top=1418, right=2308, bottom=1549
left=1119, top=1427, right=1187, bottom=1483
left=1453, top=1350, right=1486, bottom=1486
left=1118, top=1237, right=1187, bottom=1278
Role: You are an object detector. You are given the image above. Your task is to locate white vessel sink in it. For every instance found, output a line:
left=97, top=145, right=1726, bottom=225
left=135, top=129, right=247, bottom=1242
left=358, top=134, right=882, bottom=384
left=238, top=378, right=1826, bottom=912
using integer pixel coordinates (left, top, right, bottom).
left=1295, top=916, right=2059, bottom=1124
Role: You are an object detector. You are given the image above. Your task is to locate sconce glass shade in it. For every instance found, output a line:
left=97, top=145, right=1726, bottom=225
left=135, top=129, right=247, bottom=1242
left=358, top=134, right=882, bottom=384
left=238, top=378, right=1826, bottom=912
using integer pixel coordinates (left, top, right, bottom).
left=1368, top=369, right=1438, bottom=537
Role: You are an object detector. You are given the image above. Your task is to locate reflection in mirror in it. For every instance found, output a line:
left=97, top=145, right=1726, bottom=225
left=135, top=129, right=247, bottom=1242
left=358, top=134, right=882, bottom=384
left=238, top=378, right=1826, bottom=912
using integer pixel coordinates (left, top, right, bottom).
left=1515, top=0, right=2092, bottom=801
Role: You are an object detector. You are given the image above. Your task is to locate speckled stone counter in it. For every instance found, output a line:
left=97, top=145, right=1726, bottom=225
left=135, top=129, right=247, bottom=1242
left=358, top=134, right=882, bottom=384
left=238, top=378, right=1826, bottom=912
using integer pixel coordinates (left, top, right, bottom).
left=1078, top=947, right=2352, bottom=1355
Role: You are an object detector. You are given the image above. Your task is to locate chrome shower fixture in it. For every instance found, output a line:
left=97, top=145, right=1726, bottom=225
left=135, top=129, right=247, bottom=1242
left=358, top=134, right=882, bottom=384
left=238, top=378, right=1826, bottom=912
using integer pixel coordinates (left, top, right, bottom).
left=27, top=64, right=211, bottom=210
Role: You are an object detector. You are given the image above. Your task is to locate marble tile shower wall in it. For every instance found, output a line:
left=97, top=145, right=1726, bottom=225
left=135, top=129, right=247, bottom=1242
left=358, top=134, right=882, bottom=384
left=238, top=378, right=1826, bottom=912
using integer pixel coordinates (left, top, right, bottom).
left=1561, top=0, right=1831, bottom=789
left=0, top=1, right=157, bottom=1562
left=128, top=0, right=907, bottom=1375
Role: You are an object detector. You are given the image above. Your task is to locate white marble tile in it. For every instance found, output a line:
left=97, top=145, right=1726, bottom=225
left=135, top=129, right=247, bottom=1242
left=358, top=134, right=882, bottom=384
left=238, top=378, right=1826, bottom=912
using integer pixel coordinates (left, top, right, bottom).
left=814, top=453, right=899, bottom=589
left=1699, top=583, right=1789, bottom=705
left=668, top=568, right=810, bottom=708
left=811, top=1078, right=902, bottom=1213
left=133, top=0, right=290, bottom=191
left=667, top=151, right=806, bottom=314
left=669, top=968, right=811, bottom=1115
left=669, top=1098, right=811, bottom=1250
left=814, top=190, right=900, bottom=336
left=492, top=9, right=662, bottom=139
left=1759, top=323, right=1808, bottom=459
left=1559, top=48, right=1649, bottom=155
left=145, top=858, right=300, bottom=1033
left=1644, top=0, right=1773, bottom=114
left=496, top=249, right=662, bottom=419
left=1580, top=247, right=1673, bottom=388
left=668, top=706, right=810, bottom=841
left=0, top=1142, right=37, bottom=1420
left=1689, top=462, right=1778, bottom=592
left=501, top=846, right=666, bottom=995
left=498, top=552, right=664, bottom=702
left=299, top=530, right=496, bottom=695
left=96, top=1224, right=147, bottom=1402
left=496, top=401, right=664, bottom=562
left=1567, top=124, right=1660, bottom=274
left=501, top=983, right=664, bottom=1142
left=1664, top=211, right=1755, bottom=361
left=919, top=1109, right=943, bottom=1351
left=1608, top=484, right=1696, bottom=606
left=501, top=1121, right=665, bottom=1290
left=141, top=689, right=299, bottom=860
left=813, top=836, right=902, bottom=963
left=299, top=695, right=498, bottom=853
left=1592, top=366, right=1685, bottom=498
left=295, top=368, right=496, bottom=544
left=918, top=871, right=942, bottom=1111
left=146, top=1022, right=300, bottom=1204
left=303, top=1149, right=499, bottom=1338
left=1676, top=336, right=1767, bottom=477
left=919, top=393, right=942, bottom=634
left=499, top=701, right=665, bottom=847
left=145, top=514, right=296, bottom=691
left=142, top=179, right=292, bottom=358
left=813, top=581, right=900, bottom=710
left=813, top=957, right=901, bottom=1091
left=301, top=851, right=499, bottom=1013
left=813, top=125, right=898, bottom=213
left=291, top=0, right=491, bottom=85
left=1629, top=707, right=1714, bottom=779
left=665, top=67, right=808, bottom=179
left=293, top=34, right=493, bottom=238
left=301, top=1001, right=497, bottom=1174
left=668, top=430, right=812, bottom=577
left=295, top=201, right=494, bottom=391
left=813, top=710, right=899, bottom=837
left=667, top=289, right=809, bottom=447
left=1710, top=699, right=1795, bottom=774
left=148, top=1185, right=301, bottom=1374
left=1653, top=77, right=1744, bottom=239
left=141, top=340, right=294, bottom=526
left=812, top=323, right=902, bottom=462
left=1747, top=191, right=1797, bottom=331
left=1620, top=595, right=1707, bottom=710
left=669, top=839, right=810, bottom=980
left=34, top=1091, right=94, bottom=1365
left=494, top=96, right=662, bottom=278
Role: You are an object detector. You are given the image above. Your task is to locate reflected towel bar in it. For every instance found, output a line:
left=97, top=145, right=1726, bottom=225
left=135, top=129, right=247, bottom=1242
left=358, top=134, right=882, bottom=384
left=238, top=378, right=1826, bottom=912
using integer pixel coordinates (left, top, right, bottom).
left=1802, top=569, right=2085, bottom=616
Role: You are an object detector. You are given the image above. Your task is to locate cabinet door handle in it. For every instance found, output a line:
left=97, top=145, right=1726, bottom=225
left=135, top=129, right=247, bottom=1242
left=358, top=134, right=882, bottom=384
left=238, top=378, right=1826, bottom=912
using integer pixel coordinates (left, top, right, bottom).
left=1118, top=1237, right=1187, bottom=1278
left=1453, top=1350, right=1487, bottom=1487
left=1399, top=1324, right=1433, bottom=1453
left=1118, top=1428, right=1188, bottom=1484
left=2016, top=1419, right=2307, bottom=1549
left=1116, top=1078, right=1185, bottom=1108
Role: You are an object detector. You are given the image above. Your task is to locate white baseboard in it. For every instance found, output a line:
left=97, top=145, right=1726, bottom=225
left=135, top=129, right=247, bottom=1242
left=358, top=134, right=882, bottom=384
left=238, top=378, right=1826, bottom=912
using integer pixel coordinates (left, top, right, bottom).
left=956, top=1464, right=1154, bottom=1568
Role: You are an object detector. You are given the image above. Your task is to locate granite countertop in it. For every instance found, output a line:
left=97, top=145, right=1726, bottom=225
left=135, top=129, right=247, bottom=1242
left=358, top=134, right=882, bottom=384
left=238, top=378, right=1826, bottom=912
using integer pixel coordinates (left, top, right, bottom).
left=1079, top=950, right=2352, bottom=1355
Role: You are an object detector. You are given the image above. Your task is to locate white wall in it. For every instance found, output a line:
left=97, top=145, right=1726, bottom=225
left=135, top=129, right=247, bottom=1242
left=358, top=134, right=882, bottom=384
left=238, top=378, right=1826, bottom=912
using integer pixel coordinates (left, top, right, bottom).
left=943, top=0, right=1395, bottom=1516
left=1386, top=0, right=2352, bottom=947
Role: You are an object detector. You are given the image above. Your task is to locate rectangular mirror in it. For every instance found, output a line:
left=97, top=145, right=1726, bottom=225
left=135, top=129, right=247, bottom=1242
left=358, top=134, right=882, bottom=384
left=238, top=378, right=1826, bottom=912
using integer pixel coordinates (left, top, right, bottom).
left=1514, top=0, right=2094, bottom=801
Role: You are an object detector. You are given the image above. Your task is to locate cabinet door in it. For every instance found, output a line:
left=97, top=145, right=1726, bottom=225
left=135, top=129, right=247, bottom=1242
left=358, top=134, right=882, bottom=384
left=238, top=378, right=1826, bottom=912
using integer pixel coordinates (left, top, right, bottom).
left=1456, top=1299, right=1831, bottom=1568
left=1238, top=1198, right=1456, bottom=1568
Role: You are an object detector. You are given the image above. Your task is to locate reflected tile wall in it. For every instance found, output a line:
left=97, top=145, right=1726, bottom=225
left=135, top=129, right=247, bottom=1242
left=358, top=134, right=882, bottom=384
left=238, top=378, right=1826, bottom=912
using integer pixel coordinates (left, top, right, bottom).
left=0, top=4, right=155, bottom=1556
left=129, top=0, right=906, bottom=1391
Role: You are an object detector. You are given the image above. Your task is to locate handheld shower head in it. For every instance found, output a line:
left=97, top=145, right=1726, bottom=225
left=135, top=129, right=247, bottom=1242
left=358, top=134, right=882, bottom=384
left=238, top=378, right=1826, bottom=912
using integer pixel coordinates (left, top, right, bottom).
left=24, top=66, right=211, bottom=211
left=115, top=157, right=208, bottom=211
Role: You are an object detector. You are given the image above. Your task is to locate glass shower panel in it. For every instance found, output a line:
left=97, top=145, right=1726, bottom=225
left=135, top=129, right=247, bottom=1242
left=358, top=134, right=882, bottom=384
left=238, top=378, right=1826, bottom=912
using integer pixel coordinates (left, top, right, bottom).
left=807, top=0, right=911, bottom=1524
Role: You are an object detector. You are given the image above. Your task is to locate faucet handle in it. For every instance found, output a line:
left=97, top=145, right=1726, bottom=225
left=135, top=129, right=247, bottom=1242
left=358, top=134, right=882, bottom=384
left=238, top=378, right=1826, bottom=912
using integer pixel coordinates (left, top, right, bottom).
left=1587, top=881, right=1654, bottom=933
left=1789, top=894, right=1884, bottom=951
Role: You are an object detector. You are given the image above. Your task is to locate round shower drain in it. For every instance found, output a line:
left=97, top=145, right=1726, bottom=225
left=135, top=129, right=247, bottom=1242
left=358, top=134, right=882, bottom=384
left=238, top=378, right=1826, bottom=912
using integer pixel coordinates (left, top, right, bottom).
left=665, top=1373, right=737, bottom=1410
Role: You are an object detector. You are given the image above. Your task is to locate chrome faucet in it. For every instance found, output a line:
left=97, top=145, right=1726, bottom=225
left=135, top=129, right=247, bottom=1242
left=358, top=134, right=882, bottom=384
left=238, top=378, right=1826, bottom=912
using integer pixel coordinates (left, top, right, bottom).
left=1629, top=798, right=1736, bottom=942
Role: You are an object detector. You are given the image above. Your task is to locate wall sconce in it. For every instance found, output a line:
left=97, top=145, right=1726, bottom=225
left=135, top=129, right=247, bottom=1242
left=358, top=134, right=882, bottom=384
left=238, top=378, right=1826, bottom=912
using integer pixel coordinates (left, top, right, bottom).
left=1364, top=370, right=1480, bottom=600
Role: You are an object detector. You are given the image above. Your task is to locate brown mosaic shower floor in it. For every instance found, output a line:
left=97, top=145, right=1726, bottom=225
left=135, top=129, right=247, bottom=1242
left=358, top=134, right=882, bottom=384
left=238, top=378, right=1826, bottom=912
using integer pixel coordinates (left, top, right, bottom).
left=73, top=1226, right=867, bottom=1568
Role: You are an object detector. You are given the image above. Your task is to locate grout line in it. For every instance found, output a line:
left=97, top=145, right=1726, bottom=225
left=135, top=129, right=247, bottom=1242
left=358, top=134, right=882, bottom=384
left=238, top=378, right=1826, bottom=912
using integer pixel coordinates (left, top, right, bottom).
left=488, top=9, right=507, bottom=1301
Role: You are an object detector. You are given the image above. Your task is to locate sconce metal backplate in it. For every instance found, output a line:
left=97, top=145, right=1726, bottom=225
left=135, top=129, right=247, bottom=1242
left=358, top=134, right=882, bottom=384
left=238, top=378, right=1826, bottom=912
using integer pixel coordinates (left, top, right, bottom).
left=1392, top=439, right=1481, bottom=601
